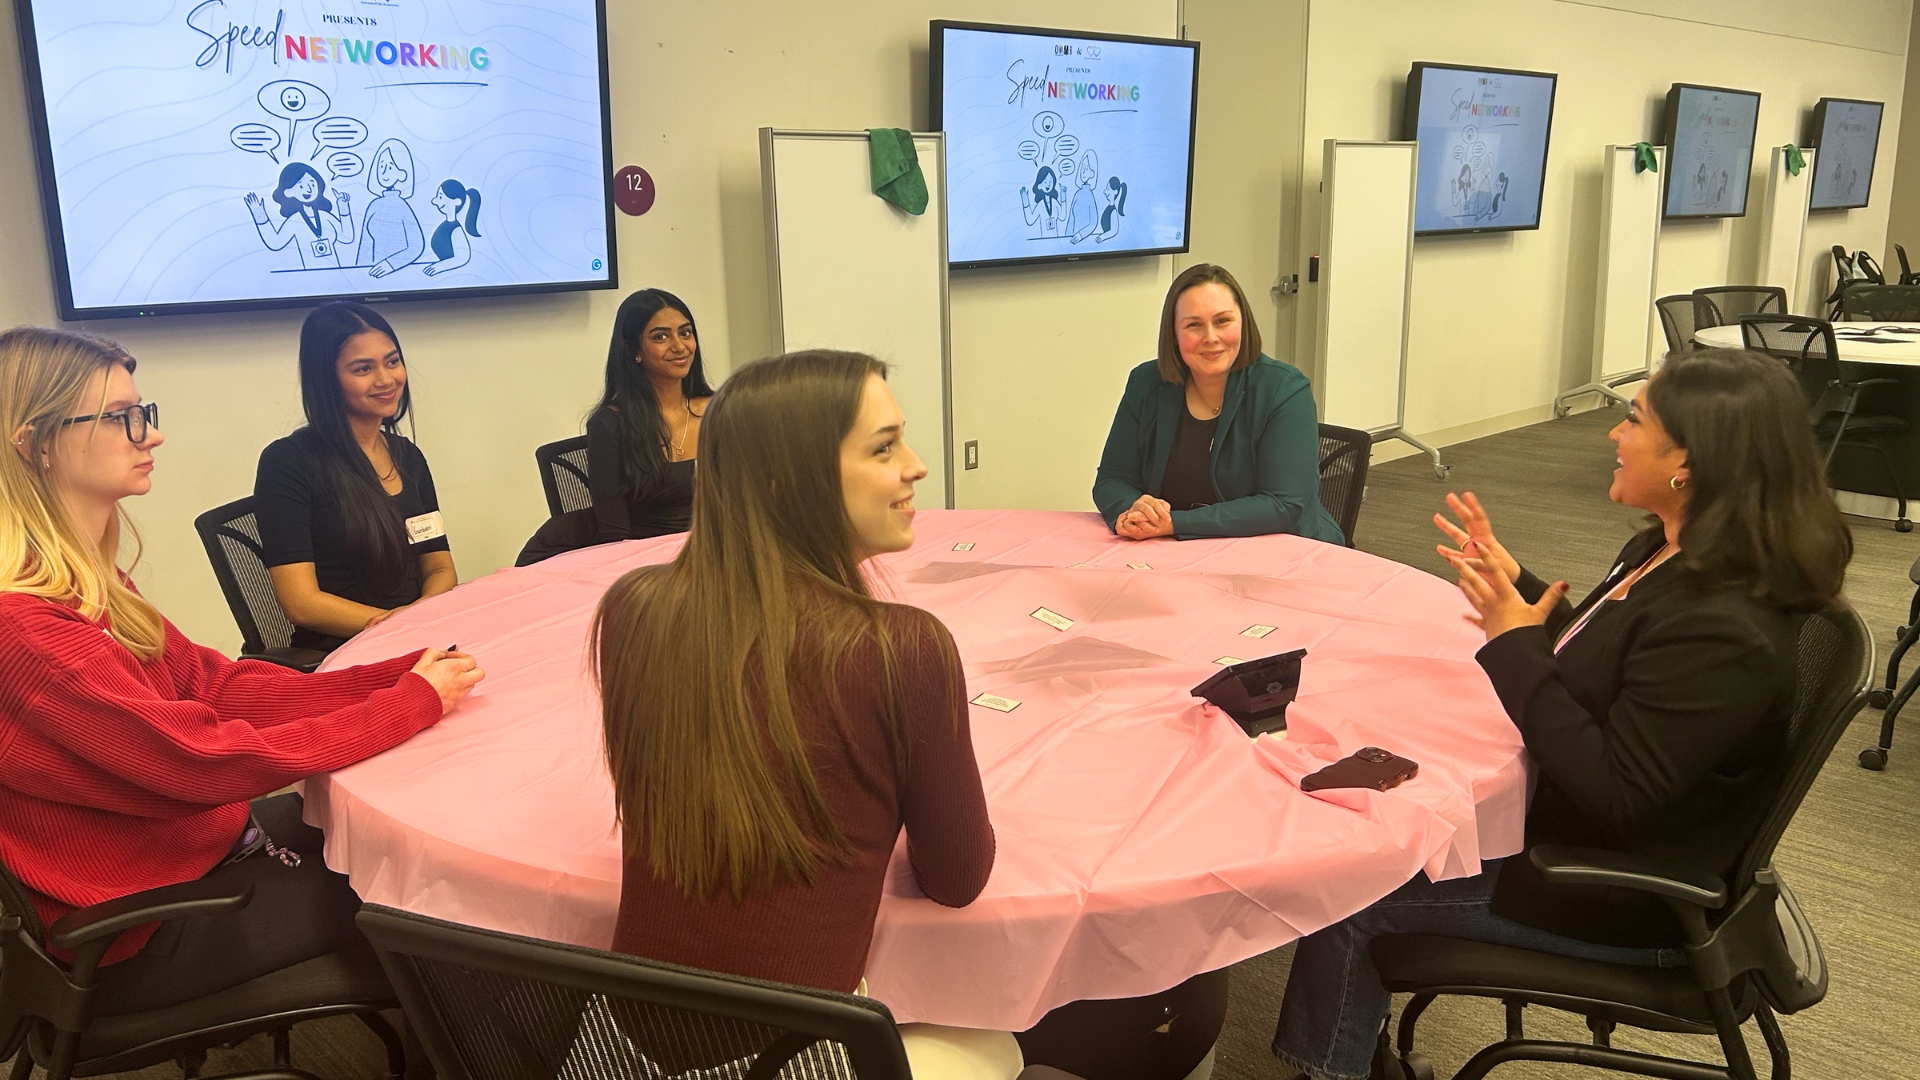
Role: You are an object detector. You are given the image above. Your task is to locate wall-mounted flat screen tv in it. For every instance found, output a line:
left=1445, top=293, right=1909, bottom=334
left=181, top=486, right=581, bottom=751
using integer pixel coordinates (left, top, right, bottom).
left=15, top=0, right=617, bottom=320
left=1661, top=83, right=1760, bottom=220
left=931, top=21, right=1198, bottom=270
left=1807, top=97, right=1883, bottom=212
left=1400, top=62, right=1558, bottom=236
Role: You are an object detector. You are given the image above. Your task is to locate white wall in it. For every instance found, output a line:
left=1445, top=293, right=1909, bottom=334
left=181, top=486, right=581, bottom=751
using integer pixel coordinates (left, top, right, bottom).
left=1290, top=0, right=1911, bottom=450
left=0, top=0, right=1176, bottom=654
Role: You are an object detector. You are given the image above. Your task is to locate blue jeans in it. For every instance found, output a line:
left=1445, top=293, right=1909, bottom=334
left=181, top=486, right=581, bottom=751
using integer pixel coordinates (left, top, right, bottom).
left=1268, top=858, right=1685, bottom=1080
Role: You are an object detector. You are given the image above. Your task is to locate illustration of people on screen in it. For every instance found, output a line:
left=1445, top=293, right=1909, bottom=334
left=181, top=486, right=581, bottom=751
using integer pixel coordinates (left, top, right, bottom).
left=1451, top=163, right=1475, bottom=217
left=1022, top=165, right=1064, bottom=236
left=359, top=139, right=425, bottom=278
left=1465, top=172, right=1509, bottom=221
left=1068, top=150, right=1102, bottom=242
left=1093, top=176, right=1127, bottom=243
left=423, top=180, right=483, bottom=276
left=244, top=162, right=354, bottom=269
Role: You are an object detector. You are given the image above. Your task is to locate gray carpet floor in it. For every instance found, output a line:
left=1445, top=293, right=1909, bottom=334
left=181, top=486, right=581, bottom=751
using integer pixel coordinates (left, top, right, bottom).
left=9, top=408, right=1917, bottom=1079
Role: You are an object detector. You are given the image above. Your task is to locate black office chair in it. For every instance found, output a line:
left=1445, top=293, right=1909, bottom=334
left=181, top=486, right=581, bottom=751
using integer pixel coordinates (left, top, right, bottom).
left=357, top=906, right=903, bottom=1080
left=1692, top=286, right=1787, bottom=328
left=1897, top=244, right=1919, bottom=286
left=1317, top=424, right=1371, bottom=548
left=1369, top=602, right=1870, bottom=1080
left=1655, top=294, right=1701, bottom=357
left=1739, top=315, right=1911, bottom=532
left=535, top=436, right=591, bottom=518
left=1826, top=246, right=1872, bottom=318
left=1835, top=282, right=1920, bottom=322
left=1860, top=553, right=1920, bottom=771
left=193, top=497, right=328, bottom=672
left=0, top=852, right=405, bottom=1080
left=1854, top=250, right=1887, bottom=286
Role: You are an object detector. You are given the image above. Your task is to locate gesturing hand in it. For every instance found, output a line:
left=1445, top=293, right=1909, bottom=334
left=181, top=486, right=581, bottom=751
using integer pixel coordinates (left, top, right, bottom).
left=410, top=648, right=485, bottom=715
left=1116, top=494, right=1174, bottom=540
left=1443, top=550, right=1568, bottom=642
left=1434, top=491, right=1519, bottom=585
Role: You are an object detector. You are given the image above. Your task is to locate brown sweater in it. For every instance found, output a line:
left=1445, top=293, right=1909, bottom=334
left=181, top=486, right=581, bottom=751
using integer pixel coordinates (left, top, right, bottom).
left=610, top=602, right=995, bottom=992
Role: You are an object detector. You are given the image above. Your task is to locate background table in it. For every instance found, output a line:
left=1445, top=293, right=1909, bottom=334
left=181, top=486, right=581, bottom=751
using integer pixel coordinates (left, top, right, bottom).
left=1695, top=321, right=1920, bottom=511
left=307, top=509, right=1527, bottom=1030
left=1694, top=320, right=1920, bottom=365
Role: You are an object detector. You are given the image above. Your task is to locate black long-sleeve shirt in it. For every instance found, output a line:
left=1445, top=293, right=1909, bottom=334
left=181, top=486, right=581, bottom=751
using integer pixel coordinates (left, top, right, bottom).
left=586, top=408, right=694, bottom=543
left=1475, top=530, right=1798, bottom=947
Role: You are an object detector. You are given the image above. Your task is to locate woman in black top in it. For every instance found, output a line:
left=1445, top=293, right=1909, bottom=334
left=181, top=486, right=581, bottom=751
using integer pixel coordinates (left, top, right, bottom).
left=516, top=289, right=714, bottom=565
left=1270, top=350, right=1852, bottom=1080
left=255, top=302, right=456, bottom=652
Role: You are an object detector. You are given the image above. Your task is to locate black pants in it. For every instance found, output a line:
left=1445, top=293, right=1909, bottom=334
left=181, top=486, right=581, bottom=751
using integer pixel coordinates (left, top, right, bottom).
left=515, top=508, right=598, bottom=566
left=91, top=793, right=369, bottom=1015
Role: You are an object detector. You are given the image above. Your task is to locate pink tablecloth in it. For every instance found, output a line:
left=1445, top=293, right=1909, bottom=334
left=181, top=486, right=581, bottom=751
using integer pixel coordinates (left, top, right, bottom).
left=308, top=509, right=1526, bottom=1030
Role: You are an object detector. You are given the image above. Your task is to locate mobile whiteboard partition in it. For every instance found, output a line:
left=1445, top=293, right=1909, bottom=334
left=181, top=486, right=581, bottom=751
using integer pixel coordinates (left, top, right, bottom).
left=760, top=129, right=953, bottom=508
left=1757, top=145, right=1814, bottom=313
left=1313, top=140, right=1446, bottom=478
left=1556, top=144, right=1664, bottom=417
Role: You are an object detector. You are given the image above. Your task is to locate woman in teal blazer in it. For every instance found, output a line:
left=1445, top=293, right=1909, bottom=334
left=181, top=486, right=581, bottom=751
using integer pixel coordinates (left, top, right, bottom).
left=1093, top=264, right=1345, bottom=544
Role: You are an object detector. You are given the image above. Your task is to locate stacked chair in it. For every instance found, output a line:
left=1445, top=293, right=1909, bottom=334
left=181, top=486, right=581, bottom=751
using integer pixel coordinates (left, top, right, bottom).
left=1835, top=282, right=1920, bottom=322
left=1692, top=286, right=1787, bottom=329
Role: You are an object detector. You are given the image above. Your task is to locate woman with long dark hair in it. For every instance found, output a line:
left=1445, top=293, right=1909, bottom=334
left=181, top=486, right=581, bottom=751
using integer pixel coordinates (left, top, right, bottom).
left=1269, top=350, right=1853, bottom=1080
left=255, top=302, right=457, bottom=652
left=515, top=288, right=714, bottom=564
left=595, top=350, right=1011, bottom=1078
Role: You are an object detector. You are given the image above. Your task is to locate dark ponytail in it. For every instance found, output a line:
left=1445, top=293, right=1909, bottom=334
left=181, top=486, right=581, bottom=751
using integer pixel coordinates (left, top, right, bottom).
left=296, top=301, right=414, bottom=592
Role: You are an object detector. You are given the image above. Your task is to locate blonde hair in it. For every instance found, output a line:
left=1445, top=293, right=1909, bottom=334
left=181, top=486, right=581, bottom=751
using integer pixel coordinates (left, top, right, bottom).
left=0, top=326, right=165, bottom=660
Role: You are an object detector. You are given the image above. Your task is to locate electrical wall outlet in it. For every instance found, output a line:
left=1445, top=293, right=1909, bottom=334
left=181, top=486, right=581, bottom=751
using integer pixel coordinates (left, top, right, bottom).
left=964, top=440, right=979, bottom=470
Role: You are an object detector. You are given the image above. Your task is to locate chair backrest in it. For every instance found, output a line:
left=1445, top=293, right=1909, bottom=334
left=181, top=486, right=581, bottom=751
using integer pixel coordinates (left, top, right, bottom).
left=1655, top=294, right=1699, bottom=355
left=536, top=437, right=592, bottom=518
left=1854, top=250, right=1887, bottom=285
left=356, top=905, right=912, bottom=1080
left=1738, top=314, right=1840, bottom=405
left=1694, top=286, right=1788, bottom=328
left=1315, top=424, right=1370, bottom=548
left=193, top=497, right=298, bottom=655
left=1898, top=243, right=1915, bottom=285
left=1836, top=282, right=1920, bottom=322
left=0, top=850, right=48, bottom=1062
left=1731, top=603, right=1871, bottom=895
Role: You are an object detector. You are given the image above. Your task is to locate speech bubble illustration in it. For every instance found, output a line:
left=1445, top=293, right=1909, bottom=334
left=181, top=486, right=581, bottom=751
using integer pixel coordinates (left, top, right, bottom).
left=1017, top=140, right=1041, bottom=162
left=230, top=123, right=282, bottom=163
left=1057, top=157, right=1075, bottom=177
left=257, top=80, right=331, bottom=144
left=1033, top=111, right=1064, bottom=138
left=326, top=151, right=365, bottom=181
left=313, top=116, right=368, bottom=156
left=1054, top=134, right=1080, bottom=159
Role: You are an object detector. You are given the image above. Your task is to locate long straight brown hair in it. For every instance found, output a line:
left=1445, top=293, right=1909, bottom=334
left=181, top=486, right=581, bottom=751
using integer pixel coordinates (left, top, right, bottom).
left=591, top=349, right=945, bottom=902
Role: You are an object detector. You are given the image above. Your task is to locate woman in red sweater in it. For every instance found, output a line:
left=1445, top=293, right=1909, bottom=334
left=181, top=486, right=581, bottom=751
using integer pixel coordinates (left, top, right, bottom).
left=0, top=325, right=482, bottom=1010
left=594, top=350, right=1012, bottom=1079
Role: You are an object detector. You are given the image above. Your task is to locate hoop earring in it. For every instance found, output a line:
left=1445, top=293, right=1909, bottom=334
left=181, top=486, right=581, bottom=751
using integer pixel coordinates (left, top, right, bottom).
left=1669, top=475, right=1687, bottom=491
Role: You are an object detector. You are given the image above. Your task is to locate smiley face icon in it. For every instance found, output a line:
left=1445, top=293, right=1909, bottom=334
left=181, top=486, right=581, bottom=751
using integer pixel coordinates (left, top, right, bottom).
left=1033, top=111, right=1064, bottom=138
left=280, top=86, right=307, bottom=112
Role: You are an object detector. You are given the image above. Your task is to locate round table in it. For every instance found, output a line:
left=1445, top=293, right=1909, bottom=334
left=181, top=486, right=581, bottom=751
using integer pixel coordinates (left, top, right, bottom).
left=306, top=509, right=1527, bottom=1030
left=1694, top=320, right=1920, bottom=366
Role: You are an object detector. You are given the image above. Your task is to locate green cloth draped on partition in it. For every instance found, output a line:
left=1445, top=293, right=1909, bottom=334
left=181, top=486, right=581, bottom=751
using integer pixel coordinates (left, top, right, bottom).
left=1632, top=142, right=1659, bottom=174
left=1784, top=144, right=1805, bottom=177
left=866, top=128, right=928, bottom=215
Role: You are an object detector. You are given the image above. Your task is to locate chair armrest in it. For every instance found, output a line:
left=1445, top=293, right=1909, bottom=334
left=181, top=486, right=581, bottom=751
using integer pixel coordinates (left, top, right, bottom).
left=1849, top=377, right=1902, bottom=390
left=241, top=647, right=328, bottom=673
left=48, top=878, right=254, bottom=950
left=1528, top=845, right=1727, bottom=909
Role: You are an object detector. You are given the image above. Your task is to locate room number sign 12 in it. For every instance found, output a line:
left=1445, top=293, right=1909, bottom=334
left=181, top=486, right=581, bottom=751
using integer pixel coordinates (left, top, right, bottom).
left=613, top=165, right=656, bottom=216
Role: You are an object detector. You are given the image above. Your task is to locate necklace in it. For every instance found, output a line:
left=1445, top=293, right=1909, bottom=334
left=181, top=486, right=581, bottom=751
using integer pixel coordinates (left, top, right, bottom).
left=665, top=399, right=701, bottom=459
left=1187, top=384, right=1223, bottom=418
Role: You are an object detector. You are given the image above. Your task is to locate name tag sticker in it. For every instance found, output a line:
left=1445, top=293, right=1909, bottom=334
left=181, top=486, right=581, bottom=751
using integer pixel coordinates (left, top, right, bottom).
left=1241, top=624, right=1277, bottom=638
left=970, top=693, right=1021, bottom=713
left=1030, top=607, right=1074, bottom=631
left=952, top=542, right=976, bottom=551
left=405, top=511, right=446, bottom=544
left=1128, top=562, right=1152, bottom=570
left=1213, top=655, right=1244, bottom=666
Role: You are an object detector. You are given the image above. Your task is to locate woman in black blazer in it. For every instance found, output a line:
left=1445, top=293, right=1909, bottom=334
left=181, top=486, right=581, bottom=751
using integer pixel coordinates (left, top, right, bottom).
left=1270, top=350, right=1852, bottom=1080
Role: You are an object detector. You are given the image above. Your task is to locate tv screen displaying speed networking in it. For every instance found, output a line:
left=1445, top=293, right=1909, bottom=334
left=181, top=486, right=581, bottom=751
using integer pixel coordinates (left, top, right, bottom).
left=1401, top=62, right=1559, bottom=236
left=14, top=0, right=618, bottom=319
left=1661, top=83, right=1761, bottom=220
left=1807, top=97, right=1883, bottom=212
left=931, top=21, right=1199, bottom=270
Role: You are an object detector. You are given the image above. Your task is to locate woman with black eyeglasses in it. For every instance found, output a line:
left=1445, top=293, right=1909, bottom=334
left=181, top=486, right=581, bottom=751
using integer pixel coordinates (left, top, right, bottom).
left=254, top=302, right=457, bottom=652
